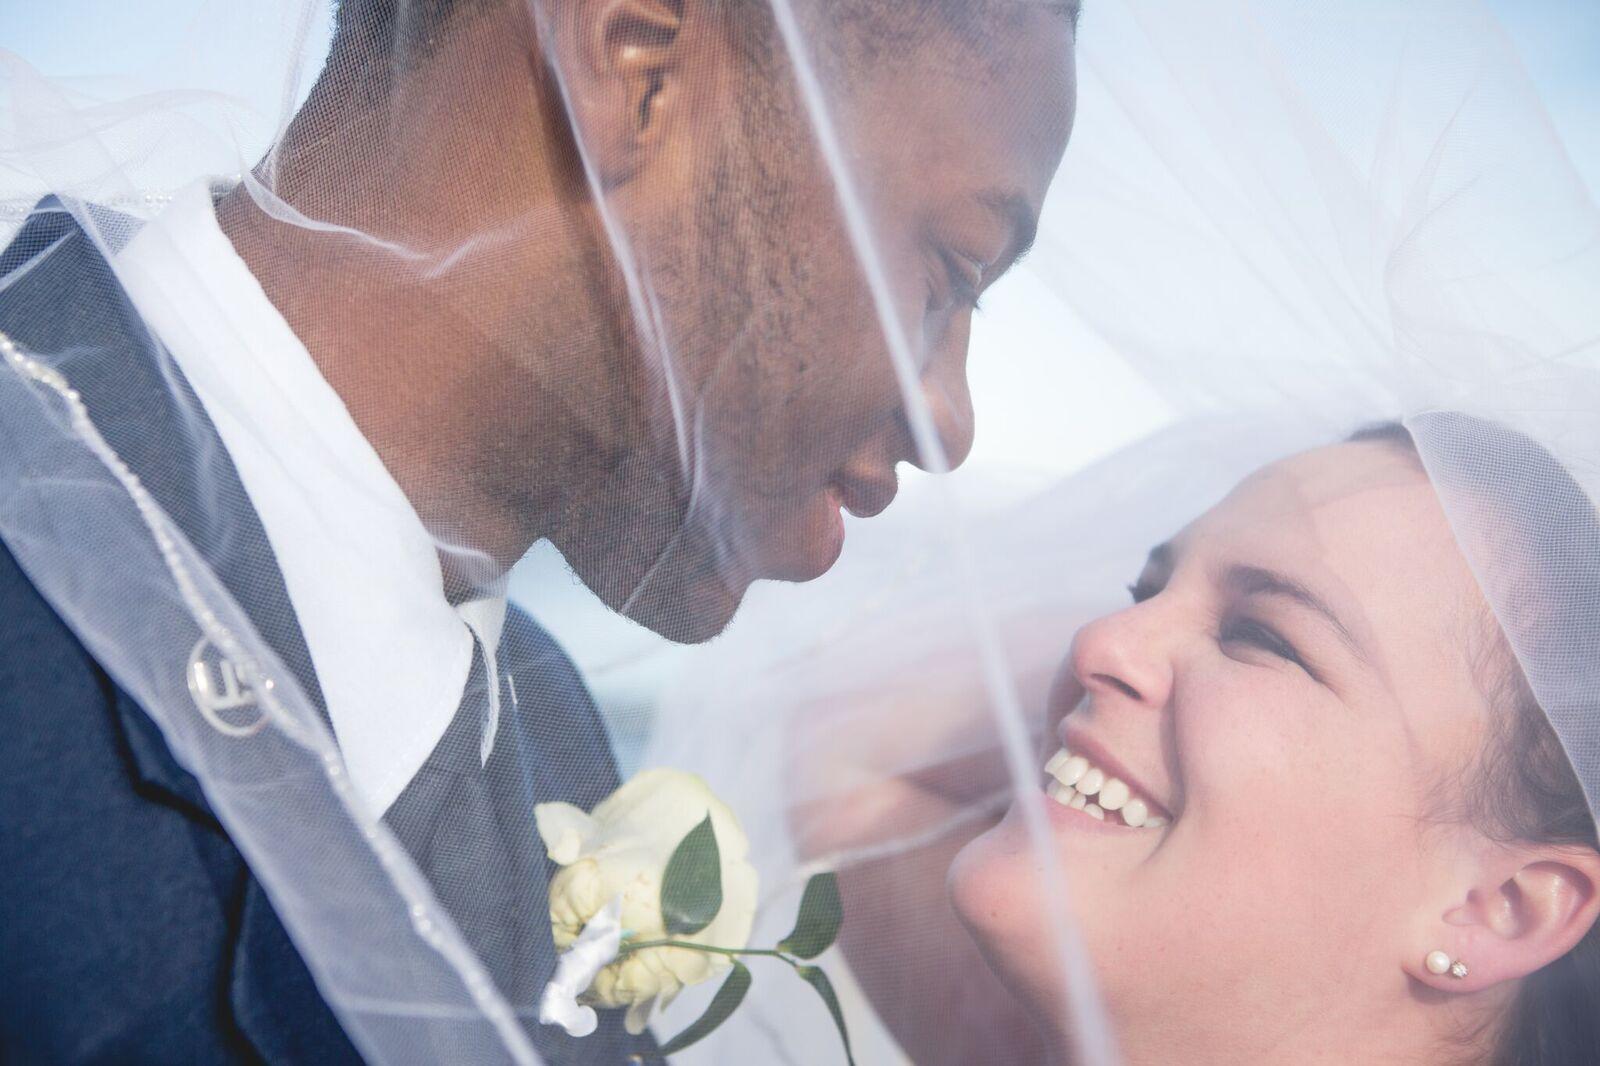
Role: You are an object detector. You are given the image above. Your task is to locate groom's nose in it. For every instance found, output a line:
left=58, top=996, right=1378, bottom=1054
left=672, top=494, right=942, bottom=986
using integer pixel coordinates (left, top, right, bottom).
left=907, top=342, right=976, bottom=472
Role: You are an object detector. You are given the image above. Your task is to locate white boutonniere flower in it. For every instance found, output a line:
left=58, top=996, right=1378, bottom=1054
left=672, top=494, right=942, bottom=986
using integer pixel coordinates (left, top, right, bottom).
left=536, top=769, right=759, bottom=1034
left=535, top=768, right=855, bottom=1062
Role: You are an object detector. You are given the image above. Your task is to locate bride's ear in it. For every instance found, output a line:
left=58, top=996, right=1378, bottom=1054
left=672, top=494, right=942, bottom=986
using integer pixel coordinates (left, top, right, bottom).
left=541, top=0, right=708, bottom=187
left=1410, top=845, right=1600, bottom=992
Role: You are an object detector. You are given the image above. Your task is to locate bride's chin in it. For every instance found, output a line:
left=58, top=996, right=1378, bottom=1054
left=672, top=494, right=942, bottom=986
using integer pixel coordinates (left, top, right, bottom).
left=948, top=820, right=1058, bottom=994
left=947, top=804, right=1049, bottom=934
left=948, top=811, right=1109, bottom=1040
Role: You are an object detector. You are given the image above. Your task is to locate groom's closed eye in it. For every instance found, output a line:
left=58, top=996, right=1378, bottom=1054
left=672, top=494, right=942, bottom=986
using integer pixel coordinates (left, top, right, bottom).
left=976, top=189, right=1041, bottom=281
left=927, top=190, right=1040, bottom=316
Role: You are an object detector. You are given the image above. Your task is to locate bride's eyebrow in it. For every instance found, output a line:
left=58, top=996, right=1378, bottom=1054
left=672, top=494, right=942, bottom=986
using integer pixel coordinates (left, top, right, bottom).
left=1223, top=564, right=1370, bottom=665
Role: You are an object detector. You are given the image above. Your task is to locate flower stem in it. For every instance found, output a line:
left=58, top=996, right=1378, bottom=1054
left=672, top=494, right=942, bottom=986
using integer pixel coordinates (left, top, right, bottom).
left=618, top=940, right=804, bottom=972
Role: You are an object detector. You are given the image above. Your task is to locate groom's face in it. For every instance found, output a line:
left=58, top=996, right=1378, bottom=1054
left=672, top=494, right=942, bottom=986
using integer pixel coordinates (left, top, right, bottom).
left=572, top=5, right=1077, bottom=642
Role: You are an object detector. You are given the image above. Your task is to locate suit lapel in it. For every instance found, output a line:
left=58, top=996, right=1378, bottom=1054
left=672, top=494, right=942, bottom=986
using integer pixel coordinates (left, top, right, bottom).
left=1, top=202, right=655, bottom=1063
left=0, top=202, right=355, bottom=1062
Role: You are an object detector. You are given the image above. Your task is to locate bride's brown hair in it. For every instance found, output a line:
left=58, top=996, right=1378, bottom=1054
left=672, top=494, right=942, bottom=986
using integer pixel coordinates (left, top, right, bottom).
left=1351, top=419, right=1600, bottom=1066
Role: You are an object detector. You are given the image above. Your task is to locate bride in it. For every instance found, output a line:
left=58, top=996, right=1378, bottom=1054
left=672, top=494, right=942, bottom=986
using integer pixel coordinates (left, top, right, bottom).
left=793, top=418, right=1600, bottom=1065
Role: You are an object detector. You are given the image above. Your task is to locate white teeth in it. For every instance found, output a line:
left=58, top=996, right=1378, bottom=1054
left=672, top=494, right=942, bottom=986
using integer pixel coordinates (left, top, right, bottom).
left=1043, top=781, right=1081, bottom=806
left=1042, top=747, right=1169, bottom=829
left=1098, top=778, right=1130, bottom=812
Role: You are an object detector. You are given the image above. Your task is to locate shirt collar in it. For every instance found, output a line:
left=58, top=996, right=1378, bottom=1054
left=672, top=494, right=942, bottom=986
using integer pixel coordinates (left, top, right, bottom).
left=116, top=179, right=506, bottom=817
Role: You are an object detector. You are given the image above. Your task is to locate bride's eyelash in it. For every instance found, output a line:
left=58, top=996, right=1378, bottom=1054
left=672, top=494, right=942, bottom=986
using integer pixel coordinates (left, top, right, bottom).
left=1220, top=616, right=1306, bottom=669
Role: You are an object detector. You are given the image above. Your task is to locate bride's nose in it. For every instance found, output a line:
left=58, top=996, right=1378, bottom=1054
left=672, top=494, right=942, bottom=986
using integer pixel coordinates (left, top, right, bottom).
left=1069, top=606, right=1175, bottom=712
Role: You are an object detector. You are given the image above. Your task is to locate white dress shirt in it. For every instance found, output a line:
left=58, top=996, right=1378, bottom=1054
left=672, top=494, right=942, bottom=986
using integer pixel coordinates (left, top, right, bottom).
left=116, top=179, right=506, bottom=818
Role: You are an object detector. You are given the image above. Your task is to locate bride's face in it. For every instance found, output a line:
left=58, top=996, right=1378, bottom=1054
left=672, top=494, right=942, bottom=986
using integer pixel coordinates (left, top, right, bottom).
left=950, top=441, right=1499, bottom=1057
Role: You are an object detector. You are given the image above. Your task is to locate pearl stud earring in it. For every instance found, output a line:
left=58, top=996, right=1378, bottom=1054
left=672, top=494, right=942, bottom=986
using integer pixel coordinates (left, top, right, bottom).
left=1425, top=950, right=1468, bottom=979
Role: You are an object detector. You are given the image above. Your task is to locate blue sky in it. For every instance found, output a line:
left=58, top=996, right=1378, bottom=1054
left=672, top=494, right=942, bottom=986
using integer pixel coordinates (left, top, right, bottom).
left=1485, top=0, right=1600, bottom=195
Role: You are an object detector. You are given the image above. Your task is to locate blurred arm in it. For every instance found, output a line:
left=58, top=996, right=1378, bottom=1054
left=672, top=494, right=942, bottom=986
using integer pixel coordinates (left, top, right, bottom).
left=787, top=612, right=1077, bottom=1066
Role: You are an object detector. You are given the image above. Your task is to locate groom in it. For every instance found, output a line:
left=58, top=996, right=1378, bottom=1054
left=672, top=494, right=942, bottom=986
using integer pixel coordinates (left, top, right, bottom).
left=0, top=0, right=1075, bottom=1062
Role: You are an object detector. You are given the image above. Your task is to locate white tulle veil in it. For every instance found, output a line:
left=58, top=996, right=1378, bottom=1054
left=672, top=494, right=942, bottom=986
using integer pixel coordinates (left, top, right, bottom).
left=2, top=0, right=1597, bottom=1064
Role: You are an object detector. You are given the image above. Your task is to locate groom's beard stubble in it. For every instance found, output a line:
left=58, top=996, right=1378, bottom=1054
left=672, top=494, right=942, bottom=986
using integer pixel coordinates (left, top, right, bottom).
left=547, top=444, right=747, bottom=645
left=538, top=122, right=820, bottom=644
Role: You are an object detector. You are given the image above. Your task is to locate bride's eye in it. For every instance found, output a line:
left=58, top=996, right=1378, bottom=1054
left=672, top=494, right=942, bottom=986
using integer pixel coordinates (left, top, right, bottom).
left=1219, top=615, right=1306, bottom=669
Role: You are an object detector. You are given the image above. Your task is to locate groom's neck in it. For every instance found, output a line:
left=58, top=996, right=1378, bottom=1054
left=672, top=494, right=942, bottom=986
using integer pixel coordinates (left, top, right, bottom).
left=214, top=178, right=634, bottom=585
left=213, top=21, right=650, bottom=582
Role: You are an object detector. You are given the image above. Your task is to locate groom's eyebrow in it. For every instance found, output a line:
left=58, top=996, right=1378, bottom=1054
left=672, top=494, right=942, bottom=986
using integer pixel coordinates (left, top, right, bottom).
left=979, top=189, right=1040, bottom=277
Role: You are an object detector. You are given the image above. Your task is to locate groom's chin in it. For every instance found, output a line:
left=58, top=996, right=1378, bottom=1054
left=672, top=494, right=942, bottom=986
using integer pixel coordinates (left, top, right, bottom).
left=556, top=518, right=752, bottom=644
left=625, top=577, right=744, bottom=644
left=596, top=553, right=749, bottom=645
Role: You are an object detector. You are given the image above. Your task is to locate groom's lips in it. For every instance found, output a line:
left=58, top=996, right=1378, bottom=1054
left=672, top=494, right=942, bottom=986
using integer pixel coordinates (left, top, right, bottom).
left=766, top=486, right=847, bottom=583
left=771, top=474, right=897, bottom=584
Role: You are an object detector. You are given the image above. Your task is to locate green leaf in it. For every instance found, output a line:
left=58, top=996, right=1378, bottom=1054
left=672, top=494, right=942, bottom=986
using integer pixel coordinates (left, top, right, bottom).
left=777, top=872, right=843, bottom=960
left=797, top=965, right=856, bottom=1066
left=658, top=961, right=752, bottom=1056
left=660, top=813, right=723, bottom=936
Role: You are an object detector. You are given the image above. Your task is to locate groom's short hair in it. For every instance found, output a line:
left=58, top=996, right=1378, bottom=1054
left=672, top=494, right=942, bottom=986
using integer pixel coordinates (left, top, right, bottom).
left=328, top=0, right=1080, bottom=80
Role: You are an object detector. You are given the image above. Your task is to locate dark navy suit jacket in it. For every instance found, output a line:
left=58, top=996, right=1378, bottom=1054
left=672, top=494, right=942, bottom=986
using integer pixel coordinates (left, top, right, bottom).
left=0, top=204, right=658, bottom=1064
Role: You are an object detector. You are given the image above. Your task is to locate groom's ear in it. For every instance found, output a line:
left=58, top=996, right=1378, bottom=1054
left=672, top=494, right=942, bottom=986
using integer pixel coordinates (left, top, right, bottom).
left=1409, top=843, right=1600, bottom=992
left=543, top=0, right=712, bottom=187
